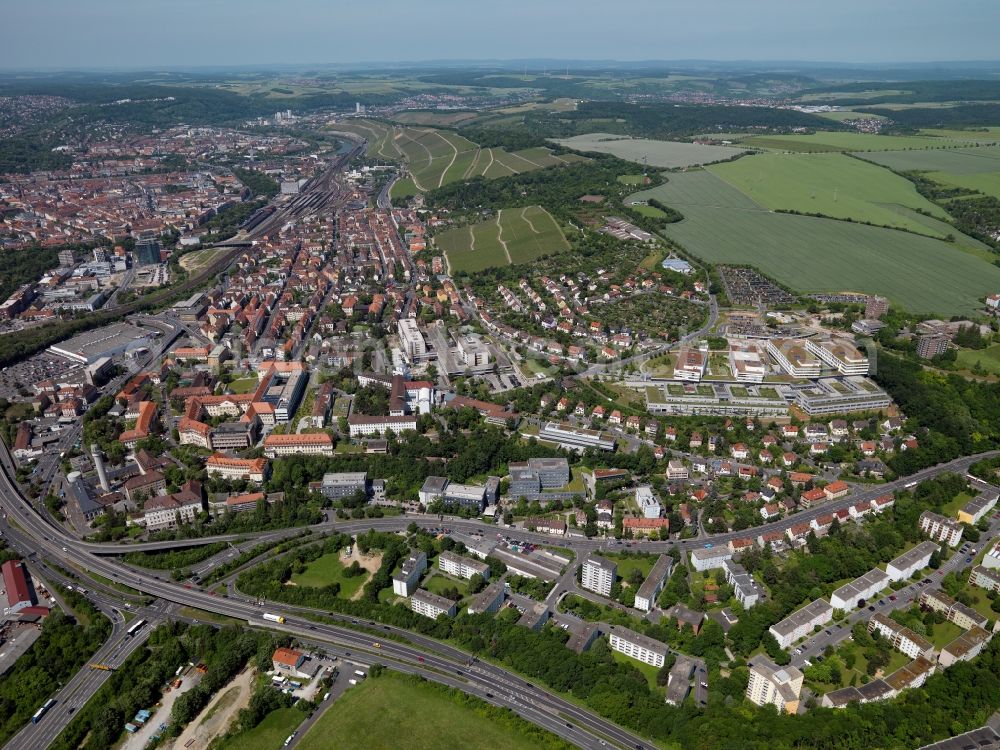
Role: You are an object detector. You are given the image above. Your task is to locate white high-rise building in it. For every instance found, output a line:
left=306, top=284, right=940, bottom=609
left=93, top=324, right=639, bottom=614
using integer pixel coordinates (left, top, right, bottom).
left=398, top=319, right=427, bottom=361
left=581, top=555, right=616, bottom=597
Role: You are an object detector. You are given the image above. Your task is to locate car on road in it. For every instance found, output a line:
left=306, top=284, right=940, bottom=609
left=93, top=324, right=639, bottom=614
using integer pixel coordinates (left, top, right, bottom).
left=966, top=556, right=973, bottom=563
left=889, top=595, right=896, bottom=601
left=868, top=605, right=875, bottom=611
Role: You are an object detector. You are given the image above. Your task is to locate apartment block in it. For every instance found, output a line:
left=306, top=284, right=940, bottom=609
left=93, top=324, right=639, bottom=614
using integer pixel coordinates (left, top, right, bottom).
left=607, top=626, right=669, bottom=668
left=410, top=589, right=457, bottom=619
left=746, top=657, right=804, bottom=714
left=634, top=554, right=673, bottom=613
left=438, top=550, right=490, bottom=581
left=830, top=568, right=890, bottom=611
left=723, top=559, right=762, bottom=610
left=939, top=626, right=992, bottom=668
left=886, top=541, right=939, bottom=581
left=392, top=550, right=427, bottom=597
left=769, top=599, right=833, bottom=649
left=969, top=565, right=1000, bottom=594
left=467, top=580, right=506, bottom=615
left=958, top=491, right=998, bottom=525
left=869, top=613, right=935, bottom=659
left=918, top=511, right=963, bottom=548
left=689, top=546, right=733, bottom=572
left=581, top=555, right=617, bottom=597
left=918, top=589, right=989, bottom=631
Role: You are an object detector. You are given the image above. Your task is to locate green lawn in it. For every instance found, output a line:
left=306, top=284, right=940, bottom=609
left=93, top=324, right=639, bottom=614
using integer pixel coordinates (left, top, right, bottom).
left=708, top=152, right=950, bottom=236
left=219, top=707, right=304, bottom=750
left=608, top=554, right=657, bottom=583
left=390, top=175, right=418, bottom=200
left=229, top=377, right=259, bottom=394
left=629, top=171, right=1000, bottom=316
left=611, top=650, right=664, bottom=694
left=941, top=491, right=974, bottom=518
left=927, top=619, right=965, bottom=649
left=422, top=572, right=469, bottom=599
left=290, top=553, right=370, bottom=599
left=296, top=671, right=568, bottom=750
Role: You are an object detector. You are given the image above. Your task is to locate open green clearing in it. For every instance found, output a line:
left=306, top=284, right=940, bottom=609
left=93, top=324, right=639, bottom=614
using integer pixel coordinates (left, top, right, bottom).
left=389, top=175, right=418, bottom=200
left=742, top=132, right=974, bottom=152
left=956, top=343, right=1000, bottom=375
left=708, top=152, right=951, bottom=235
left=289, top=552, right=370, bottom=598
left=629, top=171, right=1000, bottom=315
left=219, top=707, right=304, bottom=750
left=228, top=376, right=259, bottom=394
left=296, top=671, right=564, bottom=750
left=552, top=132, right=745, bottom=168
left=334, top=120, right=583, bottom=191
left=437, top=206, right=569, bottom=273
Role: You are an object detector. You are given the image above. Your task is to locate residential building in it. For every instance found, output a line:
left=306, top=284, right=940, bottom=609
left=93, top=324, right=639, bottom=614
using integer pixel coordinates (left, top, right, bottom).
left=830, top=568, right=891, bottom=611
left=689, top=546, right=733, bottom=572
left=206, top=454, right=268, bottom=483
left=982, top=541, right=1000, bottom=570
left=723, top=559, right=762, bottom=610
left=769, top=599, right=833, bottom=649
left=886, top=541, right=939, bottom=581
left=958, top=491, right=998, bottom=525
left=439, top=551, right=490, bottom=581
left=634, top=554, right=673, bottom=612
left=624, top=517, right=670, bottom=536
left=916, top=334, right=950, bottom=360
left=607, top=625, right=669, bottom=667
left=969, top=565, right=1000, bottom=594
left=392, top=551, right=426, bottom=597
left=918, top=511, right=963, bottom=547
left=467, top=580, right=506, bottom=615
left=581, top=555, right=617, bottom=597
left=869, top=613, right=935, bottom=659
left=939, top=626, right=992, bottom=668
left=397, top=318, right=427, bottom=361
left=746, top=657, right=804, bottom=714
left=271, top=647, right=306, bottom=677
left=666, top=460, right=689, bottom=480
left=919, top=589, right=989, bottom=630
left=410, top=589, right=457, bottom=619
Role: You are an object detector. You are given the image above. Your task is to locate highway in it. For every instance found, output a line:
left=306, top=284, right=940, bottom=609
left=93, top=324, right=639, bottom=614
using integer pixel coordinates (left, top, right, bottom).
left=1, top=446, right=656, bottom=749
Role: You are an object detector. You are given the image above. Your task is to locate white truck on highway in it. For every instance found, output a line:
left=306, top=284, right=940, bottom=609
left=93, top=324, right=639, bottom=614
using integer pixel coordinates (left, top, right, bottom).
left=262, top=613, right=286, bottom=624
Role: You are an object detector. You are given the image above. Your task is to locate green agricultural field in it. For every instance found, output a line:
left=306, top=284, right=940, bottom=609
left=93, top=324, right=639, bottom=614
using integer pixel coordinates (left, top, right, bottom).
left=918, top=128, right=1000, bottom=143
left=289, top=552, right=369, bottom=599
left=817, top=110, right=891, bottom=122
left=708, top=152, right=951, bottom=236
left=438, top=206, right=568, bottom=273
left=859, top=146, right=1000, bottom=175
left=296, top=671, right=566, bottom=750
left=742, top=132, right=968, bottom=152
left=629, top=171, right=1000, bottom=316
left=552, top=132, right=745, bottom=168
left=392, top=110, right=478, bottom=126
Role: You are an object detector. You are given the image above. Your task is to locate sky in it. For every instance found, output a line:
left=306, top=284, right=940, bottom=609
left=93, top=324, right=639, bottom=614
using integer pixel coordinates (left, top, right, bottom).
left=1, top=0, right=997, bottom=70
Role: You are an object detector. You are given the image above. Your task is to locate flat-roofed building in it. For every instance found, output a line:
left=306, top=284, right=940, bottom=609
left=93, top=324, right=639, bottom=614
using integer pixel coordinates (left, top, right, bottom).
left=320, top=472, right=370, bottom=500
left=537, top=421, right=615, bottom=452
left=969, top=564, right=1000, bottom=594
left=958, top=491, right=998, bottom=525
left=689, top=546, right=732, bottom=572
left=467, top=580, right=506, bottom=615
left=886, top=540, right=939, bottom=581
left=517, top=602, right=550, bottom=631
left=673, top=349, right=706, bottom=382
left=398, top=318, right=427, bottom=361
left=869, top=613, right=935, bottom=659
left=729, top=343, right=767, bottom=383
left=769, top=599, right=833, bottom=649
left=723, top=559, right=762, bottom=610
left=806, top=338, right=870, bottom=376
left=637, top=486, right=662, bottom=519
left=581, top=555, right=616, bottom=597
left=664, top=656, right=696, bottom=706
left=392, top=550, right=426, bottom=597
left=767, top=338, right=821, bottom=378
left=439, top=550, right=490, bottom=581
left=983, top=540, right=1000, bottom=570
left=634, top=554, right=673, bottom=612
left=830, top=568, right=890, bottom=611
left=410, top=589, right=457, bottom=619
left=918, top=511, right=963, bottom=547
left=746, top=657, right=803, bottom=714
left=939, top=626, right=991, bottom=668
left=884, top=656, right=936, bottom=694
left=607, top=625, right=669, bottom=667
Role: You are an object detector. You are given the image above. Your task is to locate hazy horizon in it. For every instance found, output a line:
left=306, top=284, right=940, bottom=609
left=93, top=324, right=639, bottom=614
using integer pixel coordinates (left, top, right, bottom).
left=2, top=0, right=998, bottom=70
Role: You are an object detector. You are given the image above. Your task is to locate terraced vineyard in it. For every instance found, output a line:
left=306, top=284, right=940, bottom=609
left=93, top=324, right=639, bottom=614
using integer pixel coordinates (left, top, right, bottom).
left=435, top=206, right=570, bottom=274
left=333, top=120, right=586, bottom=191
